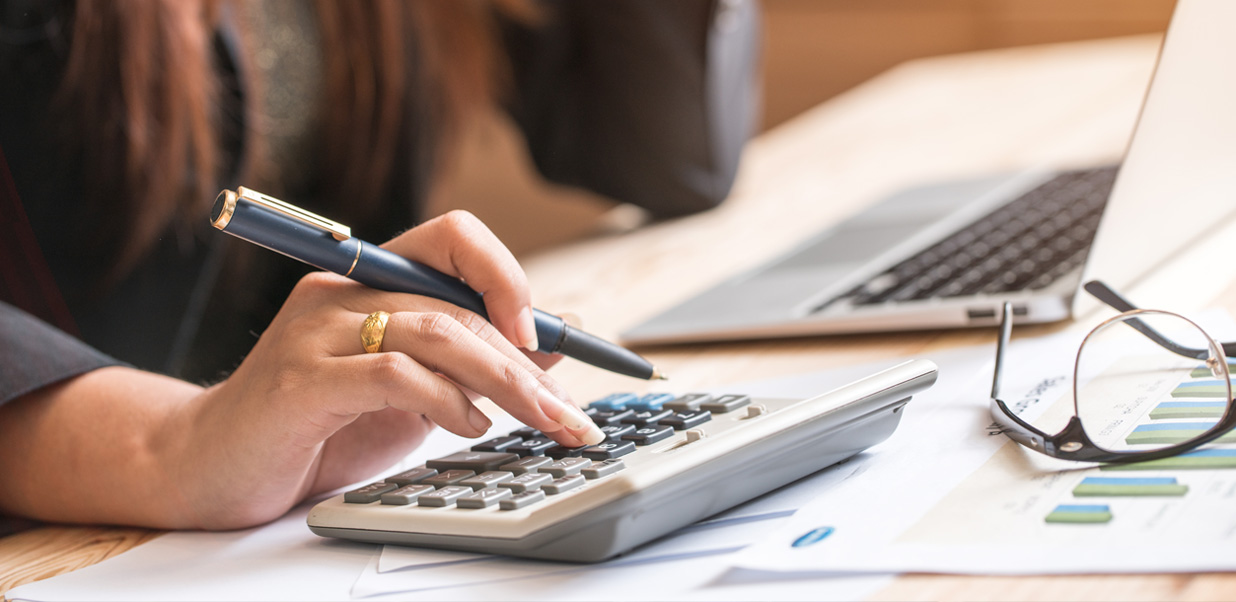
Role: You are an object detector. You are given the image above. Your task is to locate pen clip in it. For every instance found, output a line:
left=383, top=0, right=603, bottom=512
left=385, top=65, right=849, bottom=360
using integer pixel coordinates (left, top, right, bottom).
left=235, top=186, right=352, bottom=241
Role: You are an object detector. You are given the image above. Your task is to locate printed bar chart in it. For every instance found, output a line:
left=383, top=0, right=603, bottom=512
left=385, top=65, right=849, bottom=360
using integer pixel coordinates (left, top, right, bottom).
left=1045, top=504, right=1113, bottom=524
left=1124, top=422, right=1236, bottom=445
left=1170, top=380, right=1230, bottom=398
left=1071, top=476, right=1188, bottom=497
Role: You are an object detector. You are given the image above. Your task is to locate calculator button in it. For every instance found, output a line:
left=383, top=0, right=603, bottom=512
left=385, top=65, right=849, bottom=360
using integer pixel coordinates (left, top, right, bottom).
left=385, top=467, right=438, bottom=486
left=592, top=409, right=635, bottom=426
left=418, top=486, right=472, bottom=507
left=621, top=409, right=672, bottom=427
left=510, top=438, right=559, bottom=457
left=664, top=393, right=713, bottom=412
left=622, top=425, right=674, bottom=446
left=457, top=488, right=513, bottom=509
left=344, top=482, right=397, bottom=504
left=546, top=445, right=588, bottom=459
left=583, top=441, right=637, bottom=460
left=539, top=457, right=592, bottom=478
left=498, top=472, right=552, bottom=493
left=459, top=471, right=514, bottom=491
left=660, top=410, right=712, bottom=430
left=599, top=424, right=635, bottom=441
left=509, top=427, right=542, bottom=439
left=423, top=470, right=476, bottom=488
left=427, top=452, right=520, bottom=473
left=499, top=456, right=553, bottom=475
left=700, top=394, right=751, bottom=414
left=381, top=484, right=434, bottom=505
left=500, top=489, right=547, bottom=510
left=581, top=459, right=626, bottom=479
left=543, top=474, right=586, bottom=495
left=470, top=436, right=523, bottom=453
left=588, top=393, right=637, bottom=412
left=627, top=393, right=675, bottom=411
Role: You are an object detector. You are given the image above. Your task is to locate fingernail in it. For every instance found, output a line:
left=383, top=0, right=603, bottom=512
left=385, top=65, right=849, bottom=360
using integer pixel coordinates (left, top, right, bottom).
left=467, top=406, right=491, bottom=433
left=537, top=389, right=587, bottom=430
left=517, top=306, right=539, bottom=352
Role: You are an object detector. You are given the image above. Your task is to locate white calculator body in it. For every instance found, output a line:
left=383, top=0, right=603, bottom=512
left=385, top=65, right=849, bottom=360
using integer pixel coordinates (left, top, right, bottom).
left=308, top=359, right=937, bottom=562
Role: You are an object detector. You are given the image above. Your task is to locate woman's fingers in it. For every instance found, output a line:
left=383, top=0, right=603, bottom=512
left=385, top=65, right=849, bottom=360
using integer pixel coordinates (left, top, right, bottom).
left=378, top=309, right=601, bottom=446
left=381, top=211, right=538, bottom=354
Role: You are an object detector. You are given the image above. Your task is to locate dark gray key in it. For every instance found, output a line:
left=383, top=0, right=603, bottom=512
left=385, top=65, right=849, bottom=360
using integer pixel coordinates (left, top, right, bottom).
left=546, top=445, right=588, bottom=459
left=621, top=409, right=673, bottom=427
left=498, top=456, right=552, bottom=475
left=543, top=474, right=586, bottom=495
left=427, top=452, right=520, bottom=473
left=700, top=394, right=751, bottom=414
left=599, top=424, right=635, bottom=441
left=500, top=489, right=547, bottom=510
left=385, top=467, right=438, bottom=486
left=592, top=409, right=635, bottom=426
left=459, top=471, right=514, bottom=491
left=583, top=441, right=637, bottom=460
left=423, top=469, right=475, bottom=488
left=381, top=484, right=434, bottom=505
left=622, top=425, right=674, bottom=446
left=457, top=488, right=513, bottom=509
left=539, top=457, right=591, bottom=478
left=510, top=438, right=558, bottom=457
left=344, top=482, right=398, bottom=504
left=664, top=393, right=712, bottom=412
left=509, top=426, right=542, bottom=439
left=660, top=410, right=712, bottom=430
left=581, top=459, right=626, bottom=479
left=497, top=472, right=552, bottom=493
left=418, top=485, right=472, bottom=507
left=470, top=436, right=523, bottom=453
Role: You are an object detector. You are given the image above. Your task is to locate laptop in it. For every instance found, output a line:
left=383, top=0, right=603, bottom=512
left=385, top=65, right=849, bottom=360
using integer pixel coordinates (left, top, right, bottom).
left=624, top=0, right=1236, bottom=346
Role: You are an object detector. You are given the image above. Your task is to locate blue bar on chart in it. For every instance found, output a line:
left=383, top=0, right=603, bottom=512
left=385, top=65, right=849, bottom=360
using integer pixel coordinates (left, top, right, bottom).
left=1072, top=476, right=1188, bottom=497
left=1149, top=401, right=1227, bottom=420
left=1124, top=422, right=1236, bottom=445
left=1103, top=448, right=1236, bottom=471
left=1045, top=504, right=1112, bottom=524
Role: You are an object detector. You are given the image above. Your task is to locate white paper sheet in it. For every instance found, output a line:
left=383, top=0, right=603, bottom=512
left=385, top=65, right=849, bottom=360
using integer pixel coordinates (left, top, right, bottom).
left=735, top=311, right=1236, bottom=575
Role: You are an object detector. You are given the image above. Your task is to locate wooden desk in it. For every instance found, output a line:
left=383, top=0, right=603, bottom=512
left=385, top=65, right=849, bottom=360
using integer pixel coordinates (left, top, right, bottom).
left=5, top=34, right=1235, bottom=600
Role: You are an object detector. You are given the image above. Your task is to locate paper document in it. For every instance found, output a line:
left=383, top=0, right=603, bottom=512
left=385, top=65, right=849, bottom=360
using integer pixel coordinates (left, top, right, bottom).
left=735, top=311, right=1236, bottom=575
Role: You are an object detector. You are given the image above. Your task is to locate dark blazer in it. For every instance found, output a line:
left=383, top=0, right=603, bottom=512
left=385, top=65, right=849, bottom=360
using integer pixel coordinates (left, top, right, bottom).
left=0, top=0, right=759, bottom=405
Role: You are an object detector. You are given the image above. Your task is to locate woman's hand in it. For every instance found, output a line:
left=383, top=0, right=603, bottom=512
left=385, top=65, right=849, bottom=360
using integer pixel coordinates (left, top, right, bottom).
left=0, top=210, right=602, bottom=531
left=174, top=210, right=605, bottom=528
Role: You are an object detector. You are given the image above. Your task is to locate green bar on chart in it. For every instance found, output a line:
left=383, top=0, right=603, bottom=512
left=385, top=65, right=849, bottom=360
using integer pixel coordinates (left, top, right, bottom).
left=1123, top=422, right=1236, bottom=446
left=1102, top=449, right=1236, bottom=471
left=1072, top=476, right=1188, bottom=497
left=1045, top=504, right=1112, bottom=524
left=1149, top=401, right=1227, bottom=420
left=1191, top=364, right=1236, bottom=378
left=1170, top=381, right=1229, bottom=398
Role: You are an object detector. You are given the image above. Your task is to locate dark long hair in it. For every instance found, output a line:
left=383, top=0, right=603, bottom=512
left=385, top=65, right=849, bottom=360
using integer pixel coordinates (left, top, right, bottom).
left=56, top=0, right=528, bottom=281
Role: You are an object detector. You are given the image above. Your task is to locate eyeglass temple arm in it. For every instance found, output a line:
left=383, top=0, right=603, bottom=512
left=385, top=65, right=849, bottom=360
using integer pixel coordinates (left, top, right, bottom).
left=992, top=302, right=1014, bottom=399
left=1083, top=280, right=1235, bottom=359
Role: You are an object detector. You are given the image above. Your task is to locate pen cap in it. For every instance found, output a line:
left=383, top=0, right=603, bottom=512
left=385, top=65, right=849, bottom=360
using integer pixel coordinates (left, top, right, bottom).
left=211, top=190, right=361, bottom=275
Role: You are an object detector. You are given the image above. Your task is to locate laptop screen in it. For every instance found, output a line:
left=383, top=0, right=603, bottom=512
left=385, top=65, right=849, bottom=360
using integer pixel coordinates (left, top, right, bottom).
left=1079, top=0, right=1236, bottom=312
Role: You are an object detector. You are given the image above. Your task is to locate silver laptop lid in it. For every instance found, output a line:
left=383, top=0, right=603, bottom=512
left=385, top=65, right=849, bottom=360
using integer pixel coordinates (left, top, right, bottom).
left=1079, top=0, right=1236, bottom=311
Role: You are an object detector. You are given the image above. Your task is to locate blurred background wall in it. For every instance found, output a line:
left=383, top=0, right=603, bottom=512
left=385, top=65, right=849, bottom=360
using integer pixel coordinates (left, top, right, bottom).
left=427, top=0, right=1175, bottom=258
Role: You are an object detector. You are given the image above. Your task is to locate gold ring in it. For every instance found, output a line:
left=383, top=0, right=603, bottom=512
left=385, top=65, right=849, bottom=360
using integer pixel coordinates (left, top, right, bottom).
left=360, top=311, right=391, bottom=354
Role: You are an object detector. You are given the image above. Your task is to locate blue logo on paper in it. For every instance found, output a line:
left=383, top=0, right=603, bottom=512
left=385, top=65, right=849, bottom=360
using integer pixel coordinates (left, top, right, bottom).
left=791, top=526, right=835, bottom=548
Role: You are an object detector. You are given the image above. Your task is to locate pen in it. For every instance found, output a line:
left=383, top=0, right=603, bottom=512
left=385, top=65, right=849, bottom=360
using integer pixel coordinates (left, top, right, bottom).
left=210, top=187, right=666, bottom=380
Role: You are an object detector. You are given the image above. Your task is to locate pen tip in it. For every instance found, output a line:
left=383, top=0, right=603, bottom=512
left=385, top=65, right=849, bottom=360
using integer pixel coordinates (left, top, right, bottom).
left=651, top=368, right=669, bottom=381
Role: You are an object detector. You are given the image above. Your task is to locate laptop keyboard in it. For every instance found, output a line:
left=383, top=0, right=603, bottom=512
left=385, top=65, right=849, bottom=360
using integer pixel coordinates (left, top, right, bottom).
left=831, top=165, right=1118, bottom=308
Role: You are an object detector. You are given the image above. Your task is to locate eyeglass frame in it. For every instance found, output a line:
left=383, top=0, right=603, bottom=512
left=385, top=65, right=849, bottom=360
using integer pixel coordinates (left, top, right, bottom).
left=989, top=280, right=1236, bottom=464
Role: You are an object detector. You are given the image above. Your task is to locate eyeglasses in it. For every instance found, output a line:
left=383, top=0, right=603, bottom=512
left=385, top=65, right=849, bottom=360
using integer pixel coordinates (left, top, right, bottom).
left=990, top=280, right=1236, bottom=463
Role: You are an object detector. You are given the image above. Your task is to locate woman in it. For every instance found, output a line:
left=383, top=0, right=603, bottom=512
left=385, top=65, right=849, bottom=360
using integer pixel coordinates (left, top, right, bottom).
left=0, top=0, right=758, bottom=530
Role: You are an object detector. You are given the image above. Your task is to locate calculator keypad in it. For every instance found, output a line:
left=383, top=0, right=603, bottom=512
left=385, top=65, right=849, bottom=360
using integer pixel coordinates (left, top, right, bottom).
left=343, top=392, right=751, bottom=513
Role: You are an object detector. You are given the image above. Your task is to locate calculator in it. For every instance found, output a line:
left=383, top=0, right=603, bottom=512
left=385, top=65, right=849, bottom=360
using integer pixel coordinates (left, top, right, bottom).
left=308, top=359, right=937, bottom=562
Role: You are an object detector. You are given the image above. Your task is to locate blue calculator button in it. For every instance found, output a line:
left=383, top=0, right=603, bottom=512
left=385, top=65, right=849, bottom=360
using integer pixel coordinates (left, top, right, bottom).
left=588, top=393, right=638, bottom=412
left=627, top=393, right=676, bottom=411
